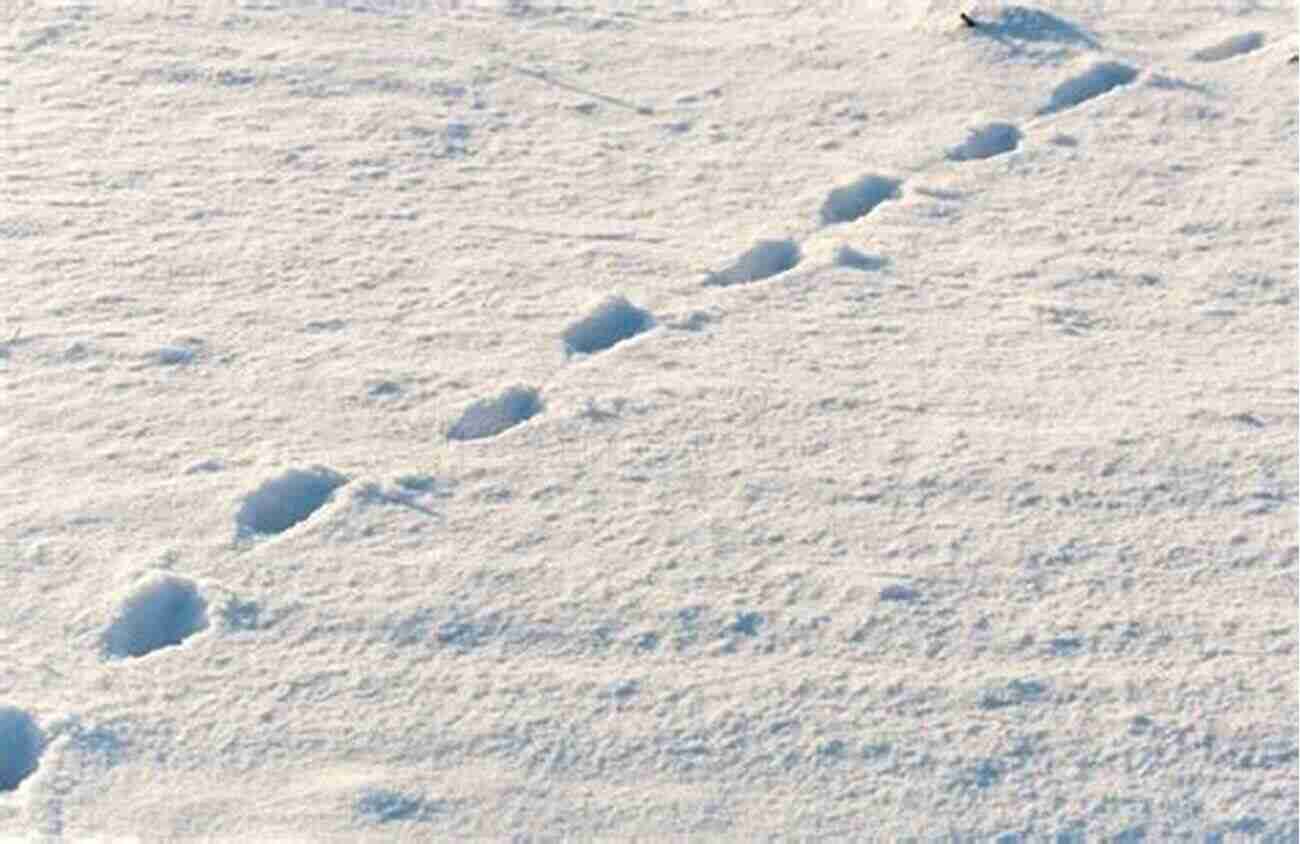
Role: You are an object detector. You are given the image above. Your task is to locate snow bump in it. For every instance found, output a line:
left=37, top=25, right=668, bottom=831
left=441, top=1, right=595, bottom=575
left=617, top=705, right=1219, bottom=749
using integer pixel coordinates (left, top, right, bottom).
left=820, top=175, right=901, bottom=225
left=236, top=466, right=348, bottom=536
left=704, top=239, right=801, bottom=286
left=448, top=386, right=542, bottom=441
left=102, top=572, right=208, bottom=659
left=0, top=707, right=43, bottom=792
left=1039, top=62, right=1139, bottom=114
left=562, top=295, right=653, bottom=355
left=947, top=122, right=1022, bottom=161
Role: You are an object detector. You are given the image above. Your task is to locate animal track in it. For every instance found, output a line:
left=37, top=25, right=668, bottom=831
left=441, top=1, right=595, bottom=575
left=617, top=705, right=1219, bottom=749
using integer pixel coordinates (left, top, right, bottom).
left=879, top=584, right=921, bottom=602
left=820, top=175, right=901, bottom=225
left=1039, top=62, right=1139, bottom=114
left=102, top=571, right=209, bottom=659
left=1036, top=304, right=1098, bottom=336
left=978, top=6, right=1100, bottom=49
left=1190, top=32, right=1264, bottom=62
left=424, top=24, right=1147, bottom=531
left=236, top=466, right=349, bottom=536
left=704, top=238, right=801, bottom=286
left=153, top=344, right=197, bottom=366
left=356, top=787, right=438, bottom=824
left=835, top=245, right=888, bottom=271
left=448, top=385, right=542, bottom=440
left=562, top=295, right=653, bottom=355
left=0, top=707, right=43, bottom=792
left=947, top=122, right=1022, bottom=161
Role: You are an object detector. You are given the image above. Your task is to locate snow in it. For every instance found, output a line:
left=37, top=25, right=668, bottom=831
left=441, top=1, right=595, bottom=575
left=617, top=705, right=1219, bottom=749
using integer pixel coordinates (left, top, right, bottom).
left=0, top=709, right=43, bottom=794
left=446, top=385, right=543, bottom=440
left=1192, top=31, right=1266, bottom=63
left=947, top=121, right=1023, bottom=161
left=235, top=466, right=350, bottom=536
left=1, top=0, right=1297, bottom=839
left=1037, top=60, right=1140, bottom=114
left=101, top=571, right=210, bottom=659
left=819, top=175, right=903, bottom=225
left=561, top=294, right=654, bottom=356
left=704, top=237, right=802, bottom=286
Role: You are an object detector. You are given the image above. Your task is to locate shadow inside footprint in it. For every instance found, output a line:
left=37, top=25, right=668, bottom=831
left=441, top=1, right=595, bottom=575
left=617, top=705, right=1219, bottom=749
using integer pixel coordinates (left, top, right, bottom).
left=977, top=6, right=1100, bottom=49
left=835, top=245, right=889, bottom=271
left=1190, top=32, right=1264, bottom=62
left=947, top=122, right=1022, bottom=161
left=1038, top=62, right=1139, bottom=115
left=820, top=175, right=901, bottom=225
left=448, top=386, right=542, bottom=441
left=562, top=295, right=653, bottom=355
left=704, top=239, right=801, bottom=286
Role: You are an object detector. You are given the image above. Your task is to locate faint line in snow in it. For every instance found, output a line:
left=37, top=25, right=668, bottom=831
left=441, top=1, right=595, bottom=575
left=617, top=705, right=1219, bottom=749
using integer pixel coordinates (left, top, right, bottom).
left=466, top=222, right=667, bottom=244
left=507, top=63, right=655, bottom=115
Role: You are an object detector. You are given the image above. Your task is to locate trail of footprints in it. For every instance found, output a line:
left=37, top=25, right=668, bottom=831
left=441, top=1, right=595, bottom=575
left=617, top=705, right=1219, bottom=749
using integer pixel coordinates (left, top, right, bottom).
left=427, top=48, right=1156, bottom=445
left=2, top=9, right=1282, bottom=823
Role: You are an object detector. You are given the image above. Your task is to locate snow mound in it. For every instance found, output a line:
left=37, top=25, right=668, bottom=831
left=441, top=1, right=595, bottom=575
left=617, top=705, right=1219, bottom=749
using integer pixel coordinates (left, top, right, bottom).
left=947, top=122, right=1022, bottom=161
left=704, top=239, right=801, bottom=286
left=820, top=175, right=901, bottom=225
left=448, top=386, right=542, bottom=441
left=1039, top=62, right=1139, bottom=114
left=562, top=295, right=653, bottom=355
left=1190, top=32, right=1264, bottom=62
left=983, top=6, right=1099, bottom=48
left=236, top=466, right=349, bottom=536
left=0, top=707, right=43, bottom=792
left=102, top=571, right=208, bottom=659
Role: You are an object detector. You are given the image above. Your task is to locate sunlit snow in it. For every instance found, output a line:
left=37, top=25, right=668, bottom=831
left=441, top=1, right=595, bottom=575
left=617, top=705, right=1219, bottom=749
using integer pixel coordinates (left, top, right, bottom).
left=2, top=0, right=1296, bottom=839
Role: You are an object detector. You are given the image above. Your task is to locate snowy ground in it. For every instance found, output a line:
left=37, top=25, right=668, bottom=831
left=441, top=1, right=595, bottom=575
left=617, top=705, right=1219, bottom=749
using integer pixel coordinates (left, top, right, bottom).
left=1, top=0, right=1297, bottom=839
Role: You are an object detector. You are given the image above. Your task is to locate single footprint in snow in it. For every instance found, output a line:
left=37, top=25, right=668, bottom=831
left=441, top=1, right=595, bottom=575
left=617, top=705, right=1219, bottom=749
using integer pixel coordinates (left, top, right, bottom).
left=704, top=239, right=801, bottom=287
left=0, top=707, right=44, bottom=792
left=562, top=295, right=653, bottom=355
left=947, top=122, right=1022, bottom=161
left=820, top=175, right=901, bottom=225
left=447, top=386, right=542, bottom=441
left=1038, top=62, right=1139, bottom=115
left=235, top=466, right=349, bottom=536
left=1190, top=32, right=1264, bottom=62
left=101, top=572, right=209, bottom=659
left=972, top=6, right=1100, bottom=49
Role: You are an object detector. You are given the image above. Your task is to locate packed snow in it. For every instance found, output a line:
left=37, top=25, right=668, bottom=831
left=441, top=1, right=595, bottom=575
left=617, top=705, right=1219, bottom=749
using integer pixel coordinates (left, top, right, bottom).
left=1, top=0, right=1297, bottom=839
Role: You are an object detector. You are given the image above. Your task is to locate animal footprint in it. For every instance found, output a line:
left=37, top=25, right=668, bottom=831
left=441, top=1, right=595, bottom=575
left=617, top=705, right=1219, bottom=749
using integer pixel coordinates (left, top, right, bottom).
left=562, top=295, right=653, bottom=355
left=820, top=175, right=901, bottom=225
left=448, top=386, right=542, bottom=440
left=947, top=122, right=1022, bottom=161
left=704, top=239, right=801, bottom=287
left=1190, top=32, right=1264, bottom=62
left=1038, top=62, right=1139, bottom=115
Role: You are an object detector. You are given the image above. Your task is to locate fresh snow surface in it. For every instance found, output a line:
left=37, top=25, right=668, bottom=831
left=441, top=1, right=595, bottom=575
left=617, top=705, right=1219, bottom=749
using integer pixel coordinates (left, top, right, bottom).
left=1, top=0, right=1297, bottom=839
